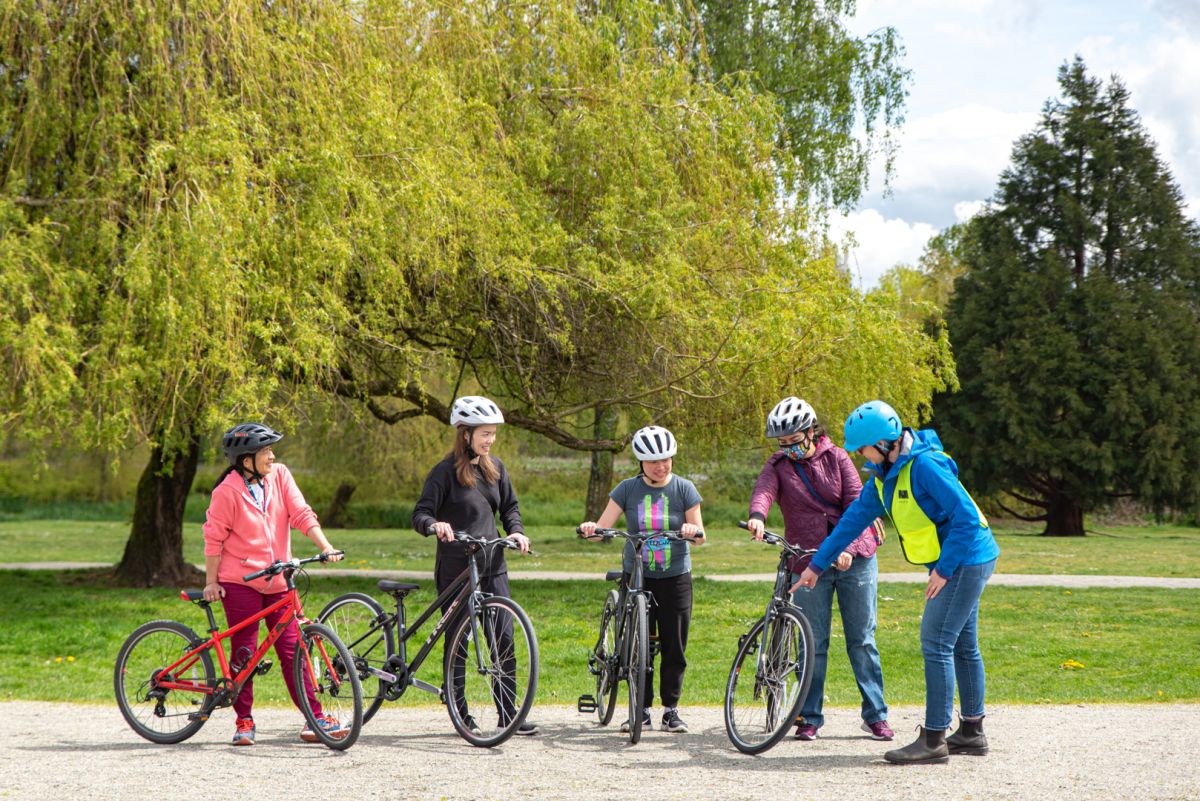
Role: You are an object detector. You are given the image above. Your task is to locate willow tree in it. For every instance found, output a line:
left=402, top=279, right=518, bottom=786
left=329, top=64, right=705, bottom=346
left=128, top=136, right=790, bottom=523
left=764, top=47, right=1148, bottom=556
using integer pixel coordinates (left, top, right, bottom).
left=326, top=1, right=950, bottom=515
left=0, top=2, right=446, bottom=583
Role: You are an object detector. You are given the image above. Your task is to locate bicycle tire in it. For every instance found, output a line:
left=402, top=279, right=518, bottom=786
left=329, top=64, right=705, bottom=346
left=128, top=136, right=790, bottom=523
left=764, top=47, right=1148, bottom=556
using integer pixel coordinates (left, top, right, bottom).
left=593, top=589, right=620, bottom=726
left=114, top=619, right=215, bottom=745
left=317, top=592, right=395, bottom=724
left=723, top=607, right=815, bottom=755
left=294, top=622, right=364, bottom=750
left=444, top=595, right=540, bottom=748
left=626, top=593, right=648, bottom=745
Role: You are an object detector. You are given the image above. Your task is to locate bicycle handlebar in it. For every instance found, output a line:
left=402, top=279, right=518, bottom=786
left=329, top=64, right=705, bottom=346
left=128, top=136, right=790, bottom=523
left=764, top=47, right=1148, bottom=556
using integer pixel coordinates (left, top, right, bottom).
left=575, top=526, right=701, bottom=543
left=452, top=532, right=524, bottom=551
left=737, top=521, right=817, bottom=557
left=242, top=551, right=345, bottom=582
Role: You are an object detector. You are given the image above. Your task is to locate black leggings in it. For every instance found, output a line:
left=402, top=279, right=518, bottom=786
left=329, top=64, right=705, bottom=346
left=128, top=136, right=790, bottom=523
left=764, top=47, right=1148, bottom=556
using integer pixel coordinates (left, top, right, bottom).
left=438, top=570, right=517, bottom=722
left=640, top=572, right=693, bottom=709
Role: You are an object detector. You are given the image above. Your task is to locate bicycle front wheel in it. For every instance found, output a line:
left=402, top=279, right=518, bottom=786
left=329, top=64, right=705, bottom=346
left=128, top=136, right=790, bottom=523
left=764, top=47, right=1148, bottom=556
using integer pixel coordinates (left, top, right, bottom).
left=444, top=596, right=539, bottom=748
left=317, top=592, right=394, bottom=724
left=592, top=589, right=620, bottom=726
left=723, top=607, right=814, bottom=755
left=626, top=593, right=648, bottom=745
left=295, top=622, right=364, bottom=750
left=114, top=619, right=215, bottom=744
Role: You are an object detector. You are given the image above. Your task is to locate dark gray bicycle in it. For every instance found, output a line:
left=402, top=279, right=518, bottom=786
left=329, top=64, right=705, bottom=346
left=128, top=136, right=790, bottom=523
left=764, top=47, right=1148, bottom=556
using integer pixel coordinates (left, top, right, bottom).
left=575, top=527, right=695, bottom=745
left=723, top=521, right=817, bottom=755
left=316, top=533, right=538, bottom=748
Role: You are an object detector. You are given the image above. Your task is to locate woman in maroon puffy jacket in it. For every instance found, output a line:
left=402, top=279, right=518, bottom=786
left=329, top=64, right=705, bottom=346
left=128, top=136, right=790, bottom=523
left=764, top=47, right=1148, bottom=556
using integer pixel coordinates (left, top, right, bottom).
left=746, top=397, right=893, bottom=742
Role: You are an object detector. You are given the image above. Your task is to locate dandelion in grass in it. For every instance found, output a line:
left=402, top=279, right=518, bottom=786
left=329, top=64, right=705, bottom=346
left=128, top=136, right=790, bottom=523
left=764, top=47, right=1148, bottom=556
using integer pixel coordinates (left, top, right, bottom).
left=67, top=656, right=75, bottom=662
left=1060, top=658, right=1085, bottom=670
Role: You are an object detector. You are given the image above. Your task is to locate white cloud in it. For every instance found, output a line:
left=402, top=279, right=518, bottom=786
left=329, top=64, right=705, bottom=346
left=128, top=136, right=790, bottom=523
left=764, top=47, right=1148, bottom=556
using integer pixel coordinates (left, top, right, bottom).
left=830, top=209, right=937, bottom=288
left=954, top=200, right=987, bottom=222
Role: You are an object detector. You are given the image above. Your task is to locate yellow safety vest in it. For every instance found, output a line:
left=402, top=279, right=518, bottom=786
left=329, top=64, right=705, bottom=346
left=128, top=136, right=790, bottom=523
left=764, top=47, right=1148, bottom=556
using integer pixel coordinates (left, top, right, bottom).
left=875, top=453, right=988, bottom=565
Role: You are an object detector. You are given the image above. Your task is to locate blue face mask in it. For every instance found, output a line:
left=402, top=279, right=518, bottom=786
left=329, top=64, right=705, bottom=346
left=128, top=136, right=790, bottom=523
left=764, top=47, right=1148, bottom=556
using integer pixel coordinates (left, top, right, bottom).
left=784, top=443, right=807, bottom=461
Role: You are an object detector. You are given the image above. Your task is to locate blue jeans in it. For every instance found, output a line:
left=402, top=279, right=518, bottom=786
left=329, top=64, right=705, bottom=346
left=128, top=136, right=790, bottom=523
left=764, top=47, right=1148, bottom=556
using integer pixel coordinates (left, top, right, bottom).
left=790, top=555, right=888, bottom=728
left=921, top=558, right=996, bottom=731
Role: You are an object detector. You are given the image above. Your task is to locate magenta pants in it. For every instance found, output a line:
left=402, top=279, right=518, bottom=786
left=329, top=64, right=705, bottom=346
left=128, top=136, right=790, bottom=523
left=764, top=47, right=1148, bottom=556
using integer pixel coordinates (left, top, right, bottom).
left=219, top=582, right=321, bottom=720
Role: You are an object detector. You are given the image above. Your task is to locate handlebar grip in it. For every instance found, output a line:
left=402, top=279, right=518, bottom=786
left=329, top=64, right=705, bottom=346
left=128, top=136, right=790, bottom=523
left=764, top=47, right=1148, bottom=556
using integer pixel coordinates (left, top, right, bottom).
left=242, top=568, right=269, bottom=581
left=319, top=550, right=345, bottom=562
left=737, top=520, right=751, bottom=530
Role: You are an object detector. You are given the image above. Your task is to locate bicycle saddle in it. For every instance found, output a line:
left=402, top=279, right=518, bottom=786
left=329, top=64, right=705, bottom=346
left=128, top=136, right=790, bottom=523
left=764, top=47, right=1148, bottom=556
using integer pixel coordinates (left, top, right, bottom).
left=378, top=580, right=421, bottom=596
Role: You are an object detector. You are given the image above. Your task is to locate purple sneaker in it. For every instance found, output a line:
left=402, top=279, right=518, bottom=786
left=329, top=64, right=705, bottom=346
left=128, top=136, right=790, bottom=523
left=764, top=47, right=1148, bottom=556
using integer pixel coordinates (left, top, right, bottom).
left=862, top=720, right=895, bottom=740
left=794, top=723, right=819, bottom=741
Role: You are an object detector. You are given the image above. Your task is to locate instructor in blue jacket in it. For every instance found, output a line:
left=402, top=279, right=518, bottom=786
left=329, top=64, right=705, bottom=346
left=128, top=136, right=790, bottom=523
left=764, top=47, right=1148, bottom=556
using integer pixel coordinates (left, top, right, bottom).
left=794, top=400, right=999, bottom=765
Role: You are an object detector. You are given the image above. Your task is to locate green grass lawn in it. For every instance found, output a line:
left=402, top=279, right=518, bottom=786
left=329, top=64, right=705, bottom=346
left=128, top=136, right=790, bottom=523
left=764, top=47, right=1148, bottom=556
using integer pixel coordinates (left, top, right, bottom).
left=2, top=518, right=1198, bottom=577
left=1, top=570, right=1196, bottom=709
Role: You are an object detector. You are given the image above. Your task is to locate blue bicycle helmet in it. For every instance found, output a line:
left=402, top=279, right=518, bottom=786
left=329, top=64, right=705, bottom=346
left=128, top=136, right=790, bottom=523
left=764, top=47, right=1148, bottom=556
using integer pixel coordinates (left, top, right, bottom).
left=842, top=401, right=902, bottom=452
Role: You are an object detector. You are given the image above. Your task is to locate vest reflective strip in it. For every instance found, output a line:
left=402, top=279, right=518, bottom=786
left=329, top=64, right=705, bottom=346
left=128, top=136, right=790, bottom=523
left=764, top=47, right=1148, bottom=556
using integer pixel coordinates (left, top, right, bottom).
left=875, top=453, right=988, bottom=565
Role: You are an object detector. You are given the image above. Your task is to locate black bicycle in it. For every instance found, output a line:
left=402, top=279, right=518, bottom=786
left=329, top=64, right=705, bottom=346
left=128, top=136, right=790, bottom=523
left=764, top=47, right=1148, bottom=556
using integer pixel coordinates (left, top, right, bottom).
left=316, top=533, right=538, bottom=748
left=575, top=527, right=693, bottom=745
left=723, top=521, right=817, bottom=755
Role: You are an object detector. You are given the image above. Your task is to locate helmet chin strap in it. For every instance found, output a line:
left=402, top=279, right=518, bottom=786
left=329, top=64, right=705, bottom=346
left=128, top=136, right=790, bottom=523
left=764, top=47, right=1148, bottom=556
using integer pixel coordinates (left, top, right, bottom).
left=238, top=455, right=265, bottom=482
left=464, top=428, right=478, bottom=460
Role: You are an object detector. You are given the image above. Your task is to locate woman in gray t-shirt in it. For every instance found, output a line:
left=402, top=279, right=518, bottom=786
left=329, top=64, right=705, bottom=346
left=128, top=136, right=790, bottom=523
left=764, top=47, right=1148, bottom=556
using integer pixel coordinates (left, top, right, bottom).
left=578, top=426, right=704, bottom=734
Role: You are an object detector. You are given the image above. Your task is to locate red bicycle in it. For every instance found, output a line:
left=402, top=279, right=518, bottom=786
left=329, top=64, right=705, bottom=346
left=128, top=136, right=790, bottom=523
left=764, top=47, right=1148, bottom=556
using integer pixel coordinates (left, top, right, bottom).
left=114, top=552, right=363, bottom=750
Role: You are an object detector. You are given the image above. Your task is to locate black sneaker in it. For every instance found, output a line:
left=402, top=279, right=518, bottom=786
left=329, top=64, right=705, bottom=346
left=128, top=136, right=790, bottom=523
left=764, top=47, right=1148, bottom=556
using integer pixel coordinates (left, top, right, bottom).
left=462, top=715, right=482, bottom=735
left=514, top=721, right=539, bottom=736
left=620, top=710, right=652, bottom=733
left=661, top=708, right=688, bottom=733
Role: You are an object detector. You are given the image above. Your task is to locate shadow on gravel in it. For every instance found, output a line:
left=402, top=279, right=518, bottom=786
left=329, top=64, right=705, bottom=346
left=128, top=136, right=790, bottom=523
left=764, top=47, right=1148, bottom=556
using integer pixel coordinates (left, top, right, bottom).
left=350, top=722, right=882, bottom=771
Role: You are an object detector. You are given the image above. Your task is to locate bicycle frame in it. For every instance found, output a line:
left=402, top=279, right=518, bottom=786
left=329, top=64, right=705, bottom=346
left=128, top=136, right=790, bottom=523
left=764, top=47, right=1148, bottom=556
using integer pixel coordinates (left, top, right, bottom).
left=738, top=522, right=816, bottom=684
left=150, top=561, right=332, bottom=707
left=369, top=535, right=512, bottom=700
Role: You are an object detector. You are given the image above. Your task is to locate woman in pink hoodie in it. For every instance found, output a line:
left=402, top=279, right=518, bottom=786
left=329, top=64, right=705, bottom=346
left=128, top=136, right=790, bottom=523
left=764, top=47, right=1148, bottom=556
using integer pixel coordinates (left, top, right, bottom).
left=201, top=422, right=342, bottom=747
left=745, top=398, right=892, bottom=742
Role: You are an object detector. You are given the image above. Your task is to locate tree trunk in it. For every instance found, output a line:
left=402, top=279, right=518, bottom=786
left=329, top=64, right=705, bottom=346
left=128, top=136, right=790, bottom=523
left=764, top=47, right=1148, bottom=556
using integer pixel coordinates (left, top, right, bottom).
left=585, top=406, right=619, bottom=521
left=1040, top=492, right=1085, bottom=536
left=324, top=482, right=357, bottom=528
left=115, top=435, right=202, bottom=586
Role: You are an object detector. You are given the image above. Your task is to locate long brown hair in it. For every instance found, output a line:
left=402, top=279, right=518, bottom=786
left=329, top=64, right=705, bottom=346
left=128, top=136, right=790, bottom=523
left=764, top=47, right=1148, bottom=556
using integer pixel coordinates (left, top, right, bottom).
left=450, top=425, right=499, bottom=487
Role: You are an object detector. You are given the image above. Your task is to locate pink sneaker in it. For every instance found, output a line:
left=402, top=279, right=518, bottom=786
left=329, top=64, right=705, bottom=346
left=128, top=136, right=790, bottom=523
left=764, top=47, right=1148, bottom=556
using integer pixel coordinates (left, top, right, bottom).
left=862, top=720, right=895, bottom=740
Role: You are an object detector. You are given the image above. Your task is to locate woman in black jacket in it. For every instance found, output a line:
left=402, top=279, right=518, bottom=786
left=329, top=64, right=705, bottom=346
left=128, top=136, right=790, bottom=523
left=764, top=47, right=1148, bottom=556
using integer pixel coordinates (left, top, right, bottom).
left=411, top=395, right=536, bottom=735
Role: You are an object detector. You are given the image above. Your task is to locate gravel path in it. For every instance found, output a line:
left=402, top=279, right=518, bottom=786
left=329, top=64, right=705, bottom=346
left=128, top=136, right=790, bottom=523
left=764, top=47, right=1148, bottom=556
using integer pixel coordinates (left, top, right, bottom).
left=2, top=701, right=1196, bottom=800
left=3, top=562, right=1198, bottom=588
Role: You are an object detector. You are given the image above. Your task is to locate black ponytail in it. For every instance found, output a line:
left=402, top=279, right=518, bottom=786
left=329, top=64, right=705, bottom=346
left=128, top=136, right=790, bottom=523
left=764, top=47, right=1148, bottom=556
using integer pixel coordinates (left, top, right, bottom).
left=212, top=464, right=238, bottom=493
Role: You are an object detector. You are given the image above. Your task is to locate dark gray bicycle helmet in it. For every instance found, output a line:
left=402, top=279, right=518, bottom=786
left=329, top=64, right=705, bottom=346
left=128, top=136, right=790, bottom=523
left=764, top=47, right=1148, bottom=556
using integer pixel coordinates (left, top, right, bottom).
left=222, top=422, right=283, bottom=467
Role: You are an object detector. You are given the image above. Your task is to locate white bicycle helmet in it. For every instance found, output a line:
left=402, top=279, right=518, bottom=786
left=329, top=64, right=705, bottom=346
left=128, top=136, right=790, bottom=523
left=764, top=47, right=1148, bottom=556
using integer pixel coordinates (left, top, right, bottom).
left=765, top=396, right=816, bottom=438
left=449, top=395, right=505, bottom=427
left=630, top=425, right=677, bottom=460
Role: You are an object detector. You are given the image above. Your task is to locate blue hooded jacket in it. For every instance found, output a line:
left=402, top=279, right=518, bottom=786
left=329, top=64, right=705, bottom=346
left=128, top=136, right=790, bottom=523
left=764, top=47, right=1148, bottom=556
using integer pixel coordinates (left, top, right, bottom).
left=810, top=428, right=999, bottom=579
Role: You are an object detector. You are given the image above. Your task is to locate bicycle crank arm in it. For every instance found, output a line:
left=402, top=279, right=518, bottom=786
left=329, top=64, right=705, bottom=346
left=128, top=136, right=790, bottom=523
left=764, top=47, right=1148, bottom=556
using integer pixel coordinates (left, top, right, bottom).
left=367, top=666, right=399, bottom=684
left=410, top=678, right=443, bottom=700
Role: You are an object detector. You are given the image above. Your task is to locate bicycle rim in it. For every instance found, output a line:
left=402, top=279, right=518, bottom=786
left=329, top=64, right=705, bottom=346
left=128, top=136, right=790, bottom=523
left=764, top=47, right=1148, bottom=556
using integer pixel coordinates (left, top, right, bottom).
left=295, top=623, right=363, bottom=750
left=445, top=596, right=539, bottom=748
left=318, top=593, right=393, bottom=724
left=627, top=594, right=648, bottom=744
left=114, top=620, right=214, bottom=744
left=594, top=589, right=619, bottom=726
left=724, top=609, right=813, bottom=755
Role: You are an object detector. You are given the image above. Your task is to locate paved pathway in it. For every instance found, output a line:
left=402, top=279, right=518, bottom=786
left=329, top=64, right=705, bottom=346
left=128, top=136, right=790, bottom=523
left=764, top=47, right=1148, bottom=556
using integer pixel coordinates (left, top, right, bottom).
left=2, top=561, right=1198, bottom=588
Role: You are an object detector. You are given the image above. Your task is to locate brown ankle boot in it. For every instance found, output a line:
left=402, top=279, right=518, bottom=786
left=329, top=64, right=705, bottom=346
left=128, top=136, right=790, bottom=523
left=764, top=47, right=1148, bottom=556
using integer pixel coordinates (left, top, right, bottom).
left=884, top=726, right=950, bottom=765
left=947, top=715, right=988, bottom=755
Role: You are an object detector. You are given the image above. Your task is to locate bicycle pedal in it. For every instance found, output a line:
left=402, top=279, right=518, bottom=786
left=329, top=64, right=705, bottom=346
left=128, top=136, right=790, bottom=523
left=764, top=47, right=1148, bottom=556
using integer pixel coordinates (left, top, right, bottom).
left=255, top=659, right=273, bottom=676
left=577, top=694, right=597, bottom=714
left=187, top=712, right=210, bottom=722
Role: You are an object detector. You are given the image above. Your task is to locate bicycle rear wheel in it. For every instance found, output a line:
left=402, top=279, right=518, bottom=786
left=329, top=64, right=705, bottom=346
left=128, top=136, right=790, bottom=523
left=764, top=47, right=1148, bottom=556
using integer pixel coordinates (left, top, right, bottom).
left=444, top=595, right=539, bottom=748
left=317, top=592, right=394, bottom=724
left=294, top=622, right=363, bottom=750
left=591, top=589, right=620, bottom=726
left=723, top=607, right=814, bottom=755
left=626, top=593, right=648, bottom=745
left=114, top=619, right=215, bottom=744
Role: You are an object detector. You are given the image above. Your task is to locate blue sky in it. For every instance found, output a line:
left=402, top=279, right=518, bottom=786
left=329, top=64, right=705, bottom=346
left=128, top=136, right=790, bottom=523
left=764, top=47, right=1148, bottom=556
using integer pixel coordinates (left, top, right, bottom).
left=831, top=0, right=1200, bottom=287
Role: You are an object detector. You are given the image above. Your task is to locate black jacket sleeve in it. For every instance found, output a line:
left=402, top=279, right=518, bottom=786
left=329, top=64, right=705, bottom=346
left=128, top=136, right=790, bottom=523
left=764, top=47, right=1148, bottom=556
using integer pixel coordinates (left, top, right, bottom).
left=412, top=461, right=451, bottom=536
